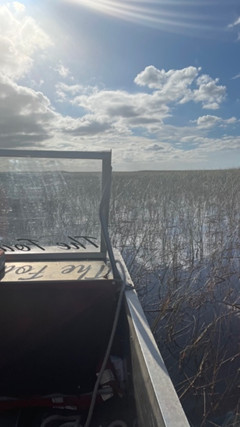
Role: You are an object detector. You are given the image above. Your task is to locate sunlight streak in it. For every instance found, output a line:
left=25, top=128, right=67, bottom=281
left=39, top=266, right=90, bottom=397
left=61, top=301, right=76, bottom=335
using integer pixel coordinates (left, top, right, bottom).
left=63, top=0, right=220, bottom=34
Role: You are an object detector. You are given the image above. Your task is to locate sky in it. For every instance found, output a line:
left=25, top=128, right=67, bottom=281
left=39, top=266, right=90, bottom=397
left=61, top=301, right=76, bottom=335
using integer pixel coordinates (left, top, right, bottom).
left=1, top=0, right=240, bottom=170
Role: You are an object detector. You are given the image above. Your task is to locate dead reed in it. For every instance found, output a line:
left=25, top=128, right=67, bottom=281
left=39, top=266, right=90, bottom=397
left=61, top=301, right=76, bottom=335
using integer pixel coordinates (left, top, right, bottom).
left=110, top=169, right=240, bottom=426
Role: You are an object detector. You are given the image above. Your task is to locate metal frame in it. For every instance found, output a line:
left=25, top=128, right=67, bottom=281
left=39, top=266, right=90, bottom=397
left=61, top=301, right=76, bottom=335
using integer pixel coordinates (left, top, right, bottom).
left=0, top=149, right=112, bottom=262
left=114, top=251, right=190, bottom=427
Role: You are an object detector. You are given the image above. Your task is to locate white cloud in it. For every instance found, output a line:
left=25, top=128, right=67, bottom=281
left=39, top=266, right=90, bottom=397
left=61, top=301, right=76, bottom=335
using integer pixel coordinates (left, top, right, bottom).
left=228, top=17, right=240, bottom=28
left=57, top=113, right=112, bottom=136
left=0, top=2, right=238, bottom=168
left=0, top=73, right=58, bottom=147
left=196, top=115, right=221, bottom=128
left=228, top=17, right=240, bottom=42
left=0, top=3, right=52, bottom=80
left=134, top=65, right=200, bottom=107
left=0, top=3, right=57, bottom=148
left=134, top=65, right=200, bottom=91
left=72, top=88, right=170, bottom=134
left=64, top=66, right=226, bottom=139
left=181, top=74, right=226, bottom=109
left=12, top=2, right=25, bottom=14
left=195, top=115, right=237, bottom=128
left=134, top=65, right=225, bottom=110
left=54, top=61, right=71, bottom=78
left=232, top=73, right=240, bottom=80
left=55, top=82, right=97, bottom=101
left=31, top=65, right=229, bottom=163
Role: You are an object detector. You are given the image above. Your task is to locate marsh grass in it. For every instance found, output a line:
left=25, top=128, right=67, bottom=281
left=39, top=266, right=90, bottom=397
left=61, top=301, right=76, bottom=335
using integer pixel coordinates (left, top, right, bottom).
left=110, top=169, right=240, bottom=426
left=0, top=167, right=239, bottom=425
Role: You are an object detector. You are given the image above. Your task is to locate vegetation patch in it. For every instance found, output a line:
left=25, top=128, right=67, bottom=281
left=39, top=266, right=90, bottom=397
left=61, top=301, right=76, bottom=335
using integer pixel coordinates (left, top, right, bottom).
left=110, top=169, right=240, bottom=426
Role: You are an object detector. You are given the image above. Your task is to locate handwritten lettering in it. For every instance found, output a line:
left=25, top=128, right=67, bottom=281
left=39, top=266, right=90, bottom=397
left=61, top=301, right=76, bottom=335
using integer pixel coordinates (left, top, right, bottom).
left=61, top=264, right=92, bottom=280
left=60, top=263, right=111, bottom=280
left=0, top=236, right=99, bottom=253
left=57, top=243, right=71, bottom=250
left=15, top=265, right=32, bottom=275
left=56, top=236, right=98, bottom=250
left=4, top=265, right=15, bottom=274
left=3, top=263, right=110, bottom=281
left=18, top=266, right=48, bottom=281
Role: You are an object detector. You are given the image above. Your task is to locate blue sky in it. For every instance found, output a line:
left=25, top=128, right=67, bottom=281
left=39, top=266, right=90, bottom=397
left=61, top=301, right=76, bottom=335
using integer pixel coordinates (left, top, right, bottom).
left=1, top=0, right=240, bottom=170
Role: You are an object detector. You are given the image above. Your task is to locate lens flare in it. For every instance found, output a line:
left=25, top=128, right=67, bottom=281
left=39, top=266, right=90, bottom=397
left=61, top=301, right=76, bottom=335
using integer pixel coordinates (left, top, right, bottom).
left=63, top=0, right=220, bottom=35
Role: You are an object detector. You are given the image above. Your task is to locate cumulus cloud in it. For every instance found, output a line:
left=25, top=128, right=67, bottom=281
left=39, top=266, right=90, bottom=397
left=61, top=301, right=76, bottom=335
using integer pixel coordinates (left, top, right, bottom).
left=0, top=3, right=55, bottom=147
left=134, top=65, right=199, bottom=91
left=55, top=82, right=97, bottom=102
left=191, top=75, right=225, bottom=109
left=195, top=115, right=237, bottom=128
left=0, top=74, right=57, bottom=147
left=0, top=2, right=237, bottom=168
left=196, top=115, right=221, bottom=128
left=64, top=66, right=226, bottom=140
left=145, top=144, right=165, bottom=151
left=59, top=115, right=111, bottom=136
left=0, top=3, right=52, bottom=80
left=134, top=65, right=225, bottom=109
left=72, top=88, right=170, bottom=135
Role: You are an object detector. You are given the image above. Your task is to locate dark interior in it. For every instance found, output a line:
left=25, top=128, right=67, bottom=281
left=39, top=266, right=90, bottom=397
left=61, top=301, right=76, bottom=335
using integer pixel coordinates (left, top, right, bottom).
left=0, top=279, right=119, bottom=396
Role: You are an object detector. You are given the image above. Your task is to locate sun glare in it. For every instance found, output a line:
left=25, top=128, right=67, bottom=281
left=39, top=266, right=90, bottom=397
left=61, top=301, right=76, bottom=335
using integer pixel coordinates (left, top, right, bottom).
left=63, top=0, right=216, bottom=34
